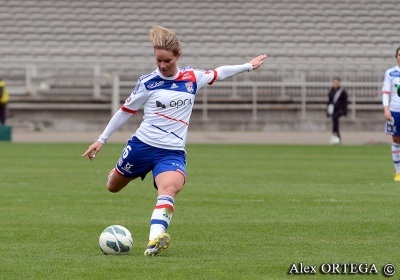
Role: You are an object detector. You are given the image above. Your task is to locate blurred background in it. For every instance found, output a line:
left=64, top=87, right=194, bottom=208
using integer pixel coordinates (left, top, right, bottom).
left=0, top=0, right=397, bottom=133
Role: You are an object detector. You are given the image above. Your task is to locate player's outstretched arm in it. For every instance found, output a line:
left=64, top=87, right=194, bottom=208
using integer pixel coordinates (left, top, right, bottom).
left=82, top=141, right=104, bottom=161
left=215, top=54, right=267, bottom=82
left=82, top=109, right=133, bottom=161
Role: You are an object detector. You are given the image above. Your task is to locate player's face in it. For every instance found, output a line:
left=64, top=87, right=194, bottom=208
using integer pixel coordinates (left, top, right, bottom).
left=155, top=48, right=179, bottom=77
left=397, top=50, right=400, bottom=66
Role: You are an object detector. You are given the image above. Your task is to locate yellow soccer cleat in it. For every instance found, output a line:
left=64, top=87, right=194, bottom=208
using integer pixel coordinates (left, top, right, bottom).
left=394, top=173, right=400, bottom=182
left=144, top=233, right=171, bottom=256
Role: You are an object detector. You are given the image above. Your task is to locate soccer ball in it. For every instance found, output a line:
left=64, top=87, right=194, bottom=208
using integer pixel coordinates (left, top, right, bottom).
left=329, top=135, right=341, bottom=145
left=99, top=225, right=133, bottom=255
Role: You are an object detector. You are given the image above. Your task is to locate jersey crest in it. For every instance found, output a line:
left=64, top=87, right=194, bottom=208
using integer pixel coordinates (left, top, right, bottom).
left=185, top=82, right=194, bottom=93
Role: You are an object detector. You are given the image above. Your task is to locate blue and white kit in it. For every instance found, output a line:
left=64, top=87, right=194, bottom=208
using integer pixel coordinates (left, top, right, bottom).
left=97, top=63, right=253, bottom=179
left=383, top=65, right=400, bottom=135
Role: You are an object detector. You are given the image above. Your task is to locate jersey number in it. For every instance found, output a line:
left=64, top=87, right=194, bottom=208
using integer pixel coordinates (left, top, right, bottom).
left=122, top=145, right=132, bottom=159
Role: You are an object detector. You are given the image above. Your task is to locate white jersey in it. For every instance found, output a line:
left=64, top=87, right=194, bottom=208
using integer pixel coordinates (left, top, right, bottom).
left=121, top=67, right=217, bottom=150
left=382, top=65, right=400, bottom=112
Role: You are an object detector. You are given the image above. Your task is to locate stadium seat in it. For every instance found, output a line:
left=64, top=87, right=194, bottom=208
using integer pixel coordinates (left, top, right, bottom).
left=0, top=0, right=396, bottom=105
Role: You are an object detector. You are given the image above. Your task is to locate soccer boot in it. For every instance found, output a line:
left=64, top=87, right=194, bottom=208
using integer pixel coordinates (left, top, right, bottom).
left=144, top=233, right=171, bottom=256
left=394, top=173, right=400, bottom=182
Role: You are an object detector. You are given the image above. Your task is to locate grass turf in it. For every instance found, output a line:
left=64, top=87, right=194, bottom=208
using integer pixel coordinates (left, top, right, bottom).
left=0, top=143, right=399, bottom=279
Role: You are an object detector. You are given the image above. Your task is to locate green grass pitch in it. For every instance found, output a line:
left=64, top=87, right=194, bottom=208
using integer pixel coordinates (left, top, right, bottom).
left=0, top=142, right=399, bottom=279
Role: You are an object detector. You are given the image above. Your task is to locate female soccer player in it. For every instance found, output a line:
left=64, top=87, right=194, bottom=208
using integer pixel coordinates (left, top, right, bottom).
left=82, top=25, right=267, bottom=256
left=382, top=47, right=400, bottom=181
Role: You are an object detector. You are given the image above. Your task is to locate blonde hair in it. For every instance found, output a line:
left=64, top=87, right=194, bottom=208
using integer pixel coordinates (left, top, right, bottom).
left=149, top=25, right=182, bottom=57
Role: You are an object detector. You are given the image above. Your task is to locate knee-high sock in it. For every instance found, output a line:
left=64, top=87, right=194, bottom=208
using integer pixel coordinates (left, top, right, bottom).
left=392, top=143, right=400, bottom=173
left=149, top=195, right=174, bottom=240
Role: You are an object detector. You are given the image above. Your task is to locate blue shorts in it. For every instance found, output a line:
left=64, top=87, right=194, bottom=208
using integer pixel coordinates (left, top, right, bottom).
left=386, top=111, right=400, bottom=136
left=115, top=136, right=186, bottom=188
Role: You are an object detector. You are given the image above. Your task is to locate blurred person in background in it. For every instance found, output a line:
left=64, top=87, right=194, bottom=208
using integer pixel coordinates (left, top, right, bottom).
left=382, top=47, right=400, bottom=181
left=327, top=77, right=348, bottom=144
left=82, top=25, right=267, bottom=256
left=0, top=77, right=9, bottom=125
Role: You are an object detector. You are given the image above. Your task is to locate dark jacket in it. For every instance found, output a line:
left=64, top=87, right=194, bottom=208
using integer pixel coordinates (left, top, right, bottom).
left=327, top=87, right=348, bottom=116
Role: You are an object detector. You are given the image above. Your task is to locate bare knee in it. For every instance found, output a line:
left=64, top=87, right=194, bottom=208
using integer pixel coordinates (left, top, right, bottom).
left=155, top=171, right=185, bottom=197
left=107, top=183, right=121, bottom=193
left=160, top=183, right=183, bottom=197
left=106, top=171, right=133, bottom=193
left=393, top=136, right=400, bottom=144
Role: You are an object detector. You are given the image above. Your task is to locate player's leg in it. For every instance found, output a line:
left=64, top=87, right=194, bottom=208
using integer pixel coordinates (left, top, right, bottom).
left=106, top=168, right=137, bottom=193
left=155, top=170, right=185, bottom=197
left=144, top=171, right=184, bottom=256
left=391, top=138, right=400, bottom=181
left=150, top=171, right=185, bottom=237
left=390, top=112, right=400, bottom=181
left=391, top=135, right=400, bottom=181
left=144, top=151, right=186, bottom=256
left=107, top=137, right=154, bottom=192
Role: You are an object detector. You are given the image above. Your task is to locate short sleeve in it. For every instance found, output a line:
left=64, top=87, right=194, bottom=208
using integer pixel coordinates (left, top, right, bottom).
left=121, top=80, right=149, bottom=113
left=193, top=69, right=217, bottom=89
left=382, top=70, right=391, bottom=94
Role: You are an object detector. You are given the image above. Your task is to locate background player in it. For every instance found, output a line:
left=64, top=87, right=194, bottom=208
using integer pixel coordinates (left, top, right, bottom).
left=82, top=25, right=267, bottom=256
left=382, top=47, right=400, bottom=181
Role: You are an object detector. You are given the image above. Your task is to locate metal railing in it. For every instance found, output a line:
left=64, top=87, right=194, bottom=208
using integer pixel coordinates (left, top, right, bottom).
left=1, top=61, right=387, bottom=121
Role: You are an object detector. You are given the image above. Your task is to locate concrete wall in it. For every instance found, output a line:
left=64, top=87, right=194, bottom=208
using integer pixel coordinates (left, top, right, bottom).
left=7, top=102, right=384, bottom=133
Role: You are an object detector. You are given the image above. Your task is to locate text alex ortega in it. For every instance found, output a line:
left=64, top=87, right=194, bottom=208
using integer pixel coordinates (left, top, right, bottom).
left=288, top=262, right=379, bottom=275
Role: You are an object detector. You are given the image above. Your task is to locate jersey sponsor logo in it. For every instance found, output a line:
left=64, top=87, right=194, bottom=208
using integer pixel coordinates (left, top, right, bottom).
left=120, top=162, right=134, bottom=174
left=145, top=80, right=164, bottom=90
left=170, top=98, right=193, bottom=108
left=389, top=70, right=400, bottom=77
left=156, top=100, right=166, bottom=108
left=179, top=70, right=196, bottom=82
left=155, top=98, right=193, bottom=109
left=171, top=162, right=185, bottom=170
left=181, top=72, right=194, bottom=80
left=171, top=83, right=178, bottom=89
left=185, top=82, right=194, bottom=93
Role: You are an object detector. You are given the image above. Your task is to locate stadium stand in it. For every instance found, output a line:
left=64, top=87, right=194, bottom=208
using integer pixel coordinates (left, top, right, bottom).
left=0, top=0, right=397, bottom=131
left=1, top=0, right=397, bottom=64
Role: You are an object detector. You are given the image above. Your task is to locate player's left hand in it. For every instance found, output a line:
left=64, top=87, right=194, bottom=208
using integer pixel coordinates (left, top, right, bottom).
left=249, top=54, right=267, bottom=70
left=82, top=141, right=103, bottom=161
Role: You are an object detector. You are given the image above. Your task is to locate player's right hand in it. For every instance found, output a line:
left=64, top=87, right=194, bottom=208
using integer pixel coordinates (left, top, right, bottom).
left=82, top=141, right=103, bottom=161
left=384, top=107, right=392, bottom=121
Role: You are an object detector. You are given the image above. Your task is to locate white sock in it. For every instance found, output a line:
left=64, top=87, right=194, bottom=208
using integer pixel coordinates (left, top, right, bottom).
left=392, top=143, right=400, bottom=173
left=149, top=195, right=174, bottom=241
